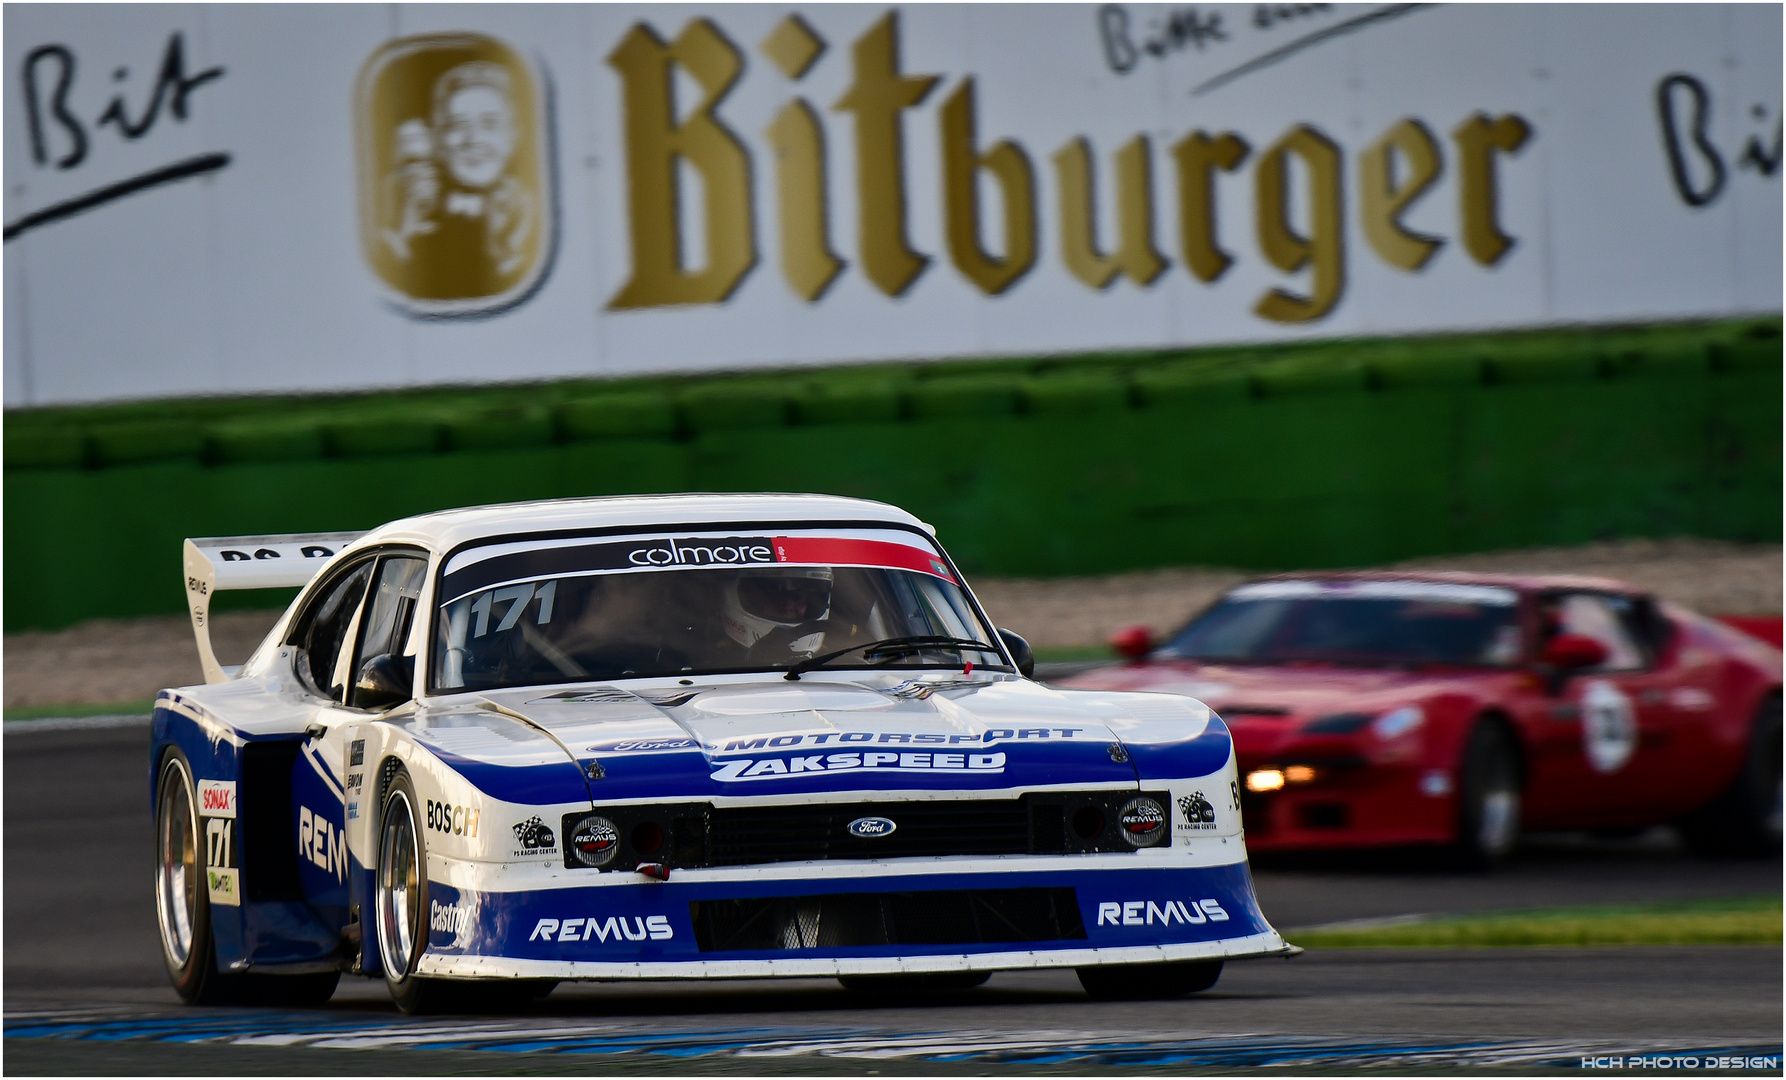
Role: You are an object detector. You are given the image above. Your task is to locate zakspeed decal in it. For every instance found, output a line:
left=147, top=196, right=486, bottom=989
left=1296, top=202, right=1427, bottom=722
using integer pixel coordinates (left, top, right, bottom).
left=298, top=806, right=348, bottom=883
left=198, top=779, right=236, bottom=818
left=712, top=751, right=1006, bottom=782
left=1096, top=899, right=1230, bottom=927
left=427, top=799, right=480, bottom=838
left=529, top=916, right=674, bottom=943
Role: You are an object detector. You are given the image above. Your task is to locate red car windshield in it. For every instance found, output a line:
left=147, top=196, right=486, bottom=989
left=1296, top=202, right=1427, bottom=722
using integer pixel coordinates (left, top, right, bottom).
left=1158, top=580, right=1523, bottom=668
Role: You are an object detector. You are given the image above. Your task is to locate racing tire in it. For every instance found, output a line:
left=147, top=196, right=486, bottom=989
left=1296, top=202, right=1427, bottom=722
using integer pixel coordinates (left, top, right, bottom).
left=156, top=749, right=344, bottom=1007
left=1452, top=719, right=1522, bottom=870
left=1076, top=959, right=1223, bottom=1000
left=155, top=748, right=234, bottom=1005
left=1677, top=695, right=1783, bottom=857
left=377, top=768, right=458, bottom=1015
left=837, top=971, right=991, bottom=995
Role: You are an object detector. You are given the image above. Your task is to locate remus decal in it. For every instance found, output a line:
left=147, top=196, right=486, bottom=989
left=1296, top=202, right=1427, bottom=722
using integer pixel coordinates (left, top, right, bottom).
left=356, top=33, right=554, bottom=317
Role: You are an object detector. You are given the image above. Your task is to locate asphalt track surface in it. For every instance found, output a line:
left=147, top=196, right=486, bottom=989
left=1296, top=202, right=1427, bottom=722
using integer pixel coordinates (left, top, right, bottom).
left=6, top=721, right=1781, bottom=1074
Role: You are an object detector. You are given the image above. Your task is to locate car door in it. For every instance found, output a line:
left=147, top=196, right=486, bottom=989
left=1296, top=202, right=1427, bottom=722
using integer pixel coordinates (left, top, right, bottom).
left=1539, top=591, right=1678, bottom=824
left=286, top=550, right=428, bottom=922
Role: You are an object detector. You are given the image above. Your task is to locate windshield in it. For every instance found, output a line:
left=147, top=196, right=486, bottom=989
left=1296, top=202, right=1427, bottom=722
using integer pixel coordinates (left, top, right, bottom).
left=431, top=529, right=1003, bottom=691
left=1158, top=580, right=1523, bottom=667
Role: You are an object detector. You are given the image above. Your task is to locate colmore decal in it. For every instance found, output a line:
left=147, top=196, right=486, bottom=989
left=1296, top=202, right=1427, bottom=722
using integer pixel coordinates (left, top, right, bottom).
left=712, top=751, right=1005, bottom=782
left=530, top=916, right=674, bottom=943
left=628, top=538, right=775, bottom=567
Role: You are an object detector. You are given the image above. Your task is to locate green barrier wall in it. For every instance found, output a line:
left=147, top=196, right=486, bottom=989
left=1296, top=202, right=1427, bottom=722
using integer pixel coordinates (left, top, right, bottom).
left=5, top=320, right=1779, bottom=631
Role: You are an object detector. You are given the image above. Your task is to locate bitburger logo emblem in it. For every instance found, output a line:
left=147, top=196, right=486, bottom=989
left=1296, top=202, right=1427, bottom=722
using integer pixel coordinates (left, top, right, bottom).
left=355, top=33, right=554, bottom=317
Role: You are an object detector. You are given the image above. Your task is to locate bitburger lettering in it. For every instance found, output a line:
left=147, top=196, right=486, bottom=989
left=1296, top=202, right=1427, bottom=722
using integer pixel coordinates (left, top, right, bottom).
left=530, top=915, right=674, bottom=943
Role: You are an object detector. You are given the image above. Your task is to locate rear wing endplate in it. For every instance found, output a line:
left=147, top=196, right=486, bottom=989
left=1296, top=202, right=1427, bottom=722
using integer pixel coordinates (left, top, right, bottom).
left=182, top=532, right=365, bottom=684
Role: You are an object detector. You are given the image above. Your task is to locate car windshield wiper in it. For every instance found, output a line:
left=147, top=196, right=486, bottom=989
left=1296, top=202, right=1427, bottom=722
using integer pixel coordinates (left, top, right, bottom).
left=783, top=635, right=1000, bottom=681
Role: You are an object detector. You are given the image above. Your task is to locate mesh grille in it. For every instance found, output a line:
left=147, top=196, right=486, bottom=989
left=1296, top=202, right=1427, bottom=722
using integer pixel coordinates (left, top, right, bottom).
left=689, top=887, right=1087, bottom=952
left=707, top=799, right=1034, bottom=866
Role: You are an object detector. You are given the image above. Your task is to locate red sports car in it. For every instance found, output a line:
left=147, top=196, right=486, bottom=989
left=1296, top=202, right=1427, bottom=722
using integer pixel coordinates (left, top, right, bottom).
left=1060, top=572, right=1781, bottom=864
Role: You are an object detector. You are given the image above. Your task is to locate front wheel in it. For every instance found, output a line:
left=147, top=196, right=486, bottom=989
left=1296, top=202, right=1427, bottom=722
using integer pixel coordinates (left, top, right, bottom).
left=378, top=769, right=454, bottom=1014
left=1453, top=720, right=1522, bottom=869
left=1076, top=959, right=1222, bottom=1000
left=1678, top=695, right=1783, bottom=857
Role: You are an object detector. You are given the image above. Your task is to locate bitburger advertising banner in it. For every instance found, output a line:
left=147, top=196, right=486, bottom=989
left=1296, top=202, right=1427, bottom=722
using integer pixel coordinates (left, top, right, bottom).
left=3, top=4, right=1779, bottom=405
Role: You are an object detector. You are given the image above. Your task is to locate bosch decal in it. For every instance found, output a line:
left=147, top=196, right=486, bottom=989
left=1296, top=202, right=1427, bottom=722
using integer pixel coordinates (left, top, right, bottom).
left=427, top=799, right=480, bottom=838
left=1096, top=899, right=1231, bottom=927
left=529, top=916, right=674, bottom=943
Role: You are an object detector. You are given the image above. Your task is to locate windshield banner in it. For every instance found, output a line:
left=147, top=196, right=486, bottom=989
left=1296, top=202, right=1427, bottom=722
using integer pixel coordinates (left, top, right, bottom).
left=442, top=530, right=953, bottom=604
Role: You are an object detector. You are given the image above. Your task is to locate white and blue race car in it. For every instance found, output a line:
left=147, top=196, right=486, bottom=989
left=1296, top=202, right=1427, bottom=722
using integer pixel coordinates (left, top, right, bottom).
left=153, top=494, right=1291, bottom=1012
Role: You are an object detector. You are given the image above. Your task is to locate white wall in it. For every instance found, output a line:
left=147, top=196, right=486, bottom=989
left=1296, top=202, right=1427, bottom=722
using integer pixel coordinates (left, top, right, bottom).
left=4, top=3, right=1779, bottom=406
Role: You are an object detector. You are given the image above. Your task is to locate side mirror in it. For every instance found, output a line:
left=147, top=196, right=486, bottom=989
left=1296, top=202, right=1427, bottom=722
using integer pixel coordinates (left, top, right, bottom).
left=1110, top=625, right=1154, bottom=661
left=354, top=652, right=414, bottom=711
left=1541, top=633, right=1608, bottom=670
left=996, top=628, right=1036, bottom=679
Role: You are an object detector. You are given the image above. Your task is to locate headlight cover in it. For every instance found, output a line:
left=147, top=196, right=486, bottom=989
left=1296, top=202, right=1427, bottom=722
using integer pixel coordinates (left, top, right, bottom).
left=1372, top=705, right=1426, bottom=739
left=1117, top=796, right=1168, bottom=847
left=568, top=814, right=620, bottom=868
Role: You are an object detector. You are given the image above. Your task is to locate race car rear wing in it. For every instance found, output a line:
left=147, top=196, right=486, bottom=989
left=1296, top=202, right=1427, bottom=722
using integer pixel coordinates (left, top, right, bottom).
left=182, top=532, right=365, bottom=684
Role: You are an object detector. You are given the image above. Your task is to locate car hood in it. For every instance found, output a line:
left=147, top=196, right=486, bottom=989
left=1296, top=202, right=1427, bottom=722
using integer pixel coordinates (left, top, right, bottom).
left=1062, top=660, right=1505, bottom=717
left=411, top=673, right=1233, bottom=803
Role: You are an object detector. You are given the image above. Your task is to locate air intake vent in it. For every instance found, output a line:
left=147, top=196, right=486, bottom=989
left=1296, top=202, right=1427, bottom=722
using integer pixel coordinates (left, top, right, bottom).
left=689, top=887, right=1086, bottom=952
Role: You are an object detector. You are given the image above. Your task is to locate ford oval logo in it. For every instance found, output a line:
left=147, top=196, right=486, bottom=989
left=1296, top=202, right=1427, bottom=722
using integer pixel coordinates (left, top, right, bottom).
left=847, top=816, right=897, bottom=839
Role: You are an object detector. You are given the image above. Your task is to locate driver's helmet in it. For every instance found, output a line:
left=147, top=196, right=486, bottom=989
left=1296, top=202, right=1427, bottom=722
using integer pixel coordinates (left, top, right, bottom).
left=722, top=567, right=834, bottom=649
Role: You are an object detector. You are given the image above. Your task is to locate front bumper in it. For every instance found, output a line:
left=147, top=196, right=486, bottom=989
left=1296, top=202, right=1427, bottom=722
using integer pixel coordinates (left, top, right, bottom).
left=410, top=857, right=1288, bottom=980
